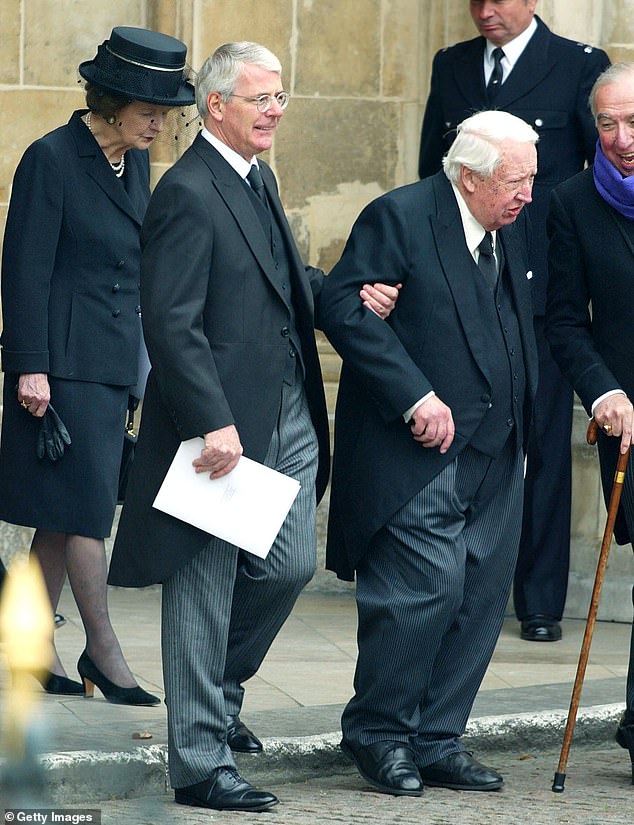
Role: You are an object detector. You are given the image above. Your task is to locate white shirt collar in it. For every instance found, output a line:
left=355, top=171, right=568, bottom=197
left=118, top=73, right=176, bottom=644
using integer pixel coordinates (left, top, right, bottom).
left=484, top=17, right=537, bottom=79
left=450, top=181, right=497, bottom=261
left=200, top=126, right=257, bottom=180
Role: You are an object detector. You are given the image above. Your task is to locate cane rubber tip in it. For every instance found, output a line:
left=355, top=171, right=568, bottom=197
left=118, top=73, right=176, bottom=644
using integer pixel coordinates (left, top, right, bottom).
left=552, top=772, right=566, bottom=793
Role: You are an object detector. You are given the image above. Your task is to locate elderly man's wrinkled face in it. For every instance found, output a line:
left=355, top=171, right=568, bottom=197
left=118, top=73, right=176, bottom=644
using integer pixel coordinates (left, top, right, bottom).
left=470, top=0, right=537, bottom=47
left=595, top=73, right=634, bottom=177
left=462, top=140, right=537, bottom=230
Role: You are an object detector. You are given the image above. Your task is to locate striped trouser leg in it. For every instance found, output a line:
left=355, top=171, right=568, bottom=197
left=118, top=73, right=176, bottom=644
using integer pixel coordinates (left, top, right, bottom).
left=161, top=376, right=317, bottom=788
left=342, top=440, right=523, bottom=765
left=411, top=442, right=524, bottom=766
left=161, top=534, right=240, bottom=787
left=222, top=375, right=318, bottom=716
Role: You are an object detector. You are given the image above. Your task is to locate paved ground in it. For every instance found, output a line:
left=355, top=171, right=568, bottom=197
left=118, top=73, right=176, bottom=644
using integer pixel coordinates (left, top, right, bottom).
left=67, top=744, right=634, bottom=824
left=1, top=585, right=633, bottom=821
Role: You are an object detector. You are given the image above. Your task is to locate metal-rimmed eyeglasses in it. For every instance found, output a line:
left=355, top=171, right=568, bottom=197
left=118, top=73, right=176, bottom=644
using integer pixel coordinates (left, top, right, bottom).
left=230, top=91, right=290, bottom=113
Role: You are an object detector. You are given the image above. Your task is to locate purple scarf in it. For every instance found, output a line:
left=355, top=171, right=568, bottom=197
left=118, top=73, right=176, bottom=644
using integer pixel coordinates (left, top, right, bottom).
left=593, top=139, right=634, bottom=219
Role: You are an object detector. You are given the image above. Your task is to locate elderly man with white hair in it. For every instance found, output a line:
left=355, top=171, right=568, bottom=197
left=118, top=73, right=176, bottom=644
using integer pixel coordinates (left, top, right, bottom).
left=320, top=109, right=539, bottom=796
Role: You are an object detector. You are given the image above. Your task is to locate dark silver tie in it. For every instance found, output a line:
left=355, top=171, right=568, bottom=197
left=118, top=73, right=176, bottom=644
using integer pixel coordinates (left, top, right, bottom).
left=478, top=231, right=498, bottom=290
left=487, top=47, right=505, bottom=102
left=247, top=165, right=267, bottom=206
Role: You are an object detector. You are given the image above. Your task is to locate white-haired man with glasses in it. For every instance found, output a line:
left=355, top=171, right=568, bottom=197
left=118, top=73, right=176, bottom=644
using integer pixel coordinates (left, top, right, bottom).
left=109, top=41, right=398, bottom=813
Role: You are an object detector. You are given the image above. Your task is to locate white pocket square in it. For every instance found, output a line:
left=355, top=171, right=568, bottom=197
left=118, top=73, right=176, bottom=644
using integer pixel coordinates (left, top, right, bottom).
left=526, top=270, right=533, bottom=280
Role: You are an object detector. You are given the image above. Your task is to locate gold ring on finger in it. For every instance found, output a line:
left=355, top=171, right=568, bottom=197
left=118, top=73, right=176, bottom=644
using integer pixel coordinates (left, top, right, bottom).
left=603, top=423, right=612, bottom=434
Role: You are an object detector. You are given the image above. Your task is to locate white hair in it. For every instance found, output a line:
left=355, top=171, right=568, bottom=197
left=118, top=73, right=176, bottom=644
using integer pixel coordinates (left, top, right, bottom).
left=443, top=110, right=539, bottom=183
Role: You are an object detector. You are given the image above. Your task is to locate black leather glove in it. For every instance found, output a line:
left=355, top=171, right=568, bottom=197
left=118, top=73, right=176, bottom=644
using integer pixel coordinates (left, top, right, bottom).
left=37, top=403, right=72, bottom=461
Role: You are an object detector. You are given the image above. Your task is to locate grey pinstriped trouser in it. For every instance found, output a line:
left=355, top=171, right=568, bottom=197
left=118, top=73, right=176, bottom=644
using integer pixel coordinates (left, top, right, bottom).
left=343, top=438, right=524, bottom=767
left=161, top=374, right=318, bottom=788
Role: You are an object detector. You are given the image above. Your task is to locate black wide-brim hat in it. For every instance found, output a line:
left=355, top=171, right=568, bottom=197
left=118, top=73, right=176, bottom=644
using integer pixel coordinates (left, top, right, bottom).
left=78, top=26, right=195, bottom=107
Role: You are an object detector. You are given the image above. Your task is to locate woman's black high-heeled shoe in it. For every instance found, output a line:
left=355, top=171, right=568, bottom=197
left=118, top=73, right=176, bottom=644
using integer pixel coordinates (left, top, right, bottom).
left=615, top=709, right=634, bottom=784
left=77, top=650, right=160, bottom=706
left=34, top=670, right=85, bottom=695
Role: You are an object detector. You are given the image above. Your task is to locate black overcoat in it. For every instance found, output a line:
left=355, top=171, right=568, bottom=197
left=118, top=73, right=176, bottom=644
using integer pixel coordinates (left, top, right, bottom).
left=546, top=168, right=634, bottom=544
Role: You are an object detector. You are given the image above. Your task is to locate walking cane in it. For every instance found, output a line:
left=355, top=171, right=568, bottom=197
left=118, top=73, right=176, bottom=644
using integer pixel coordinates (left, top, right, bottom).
left=552, top=418, right=630, bottom=792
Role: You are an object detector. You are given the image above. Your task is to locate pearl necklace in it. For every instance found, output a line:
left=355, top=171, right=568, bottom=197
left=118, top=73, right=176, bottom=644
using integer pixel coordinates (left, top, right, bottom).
left=109, top=154, right=126, bottom=178
left=85, top=111, right=126, bottom=178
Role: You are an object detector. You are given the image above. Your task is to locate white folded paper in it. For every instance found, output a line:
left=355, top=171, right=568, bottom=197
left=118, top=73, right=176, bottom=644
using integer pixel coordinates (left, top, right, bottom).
left=152, top=438, right=301, bottom=558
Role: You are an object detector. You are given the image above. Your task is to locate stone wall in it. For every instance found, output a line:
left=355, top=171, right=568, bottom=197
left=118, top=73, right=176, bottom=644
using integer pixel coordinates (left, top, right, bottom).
left=1, top=1, right=633, bottom=618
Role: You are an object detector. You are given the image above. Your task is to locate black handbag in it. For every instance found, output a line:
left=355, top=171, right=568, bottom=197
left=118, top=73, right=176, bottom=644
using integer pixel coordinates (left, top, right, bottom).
left=117, top=397, right=138, bottom=504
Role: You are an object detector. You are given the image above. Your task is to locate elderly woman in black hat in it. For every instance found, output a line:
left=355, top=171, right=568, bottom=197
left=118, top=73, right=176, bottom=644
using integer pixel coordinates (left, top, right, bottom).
left=0, top=27, right=195, bottom=705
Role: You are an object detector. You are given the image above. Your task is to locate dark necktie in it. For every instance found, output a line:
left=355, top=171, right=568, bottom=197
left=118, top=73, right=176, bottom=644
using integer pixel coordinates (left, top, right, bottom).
left=478, top=231, right=498, bottom=290
left=486, top=47, right=505, bottom=102
left=247, top=165, right=268, bottom=207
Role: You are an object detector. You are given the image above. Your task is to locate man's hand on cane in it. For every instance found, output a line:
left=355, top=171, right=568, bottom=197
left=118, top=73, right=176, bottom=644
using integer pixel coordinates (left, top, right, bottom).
left=594, top=393, right=634, bottom=454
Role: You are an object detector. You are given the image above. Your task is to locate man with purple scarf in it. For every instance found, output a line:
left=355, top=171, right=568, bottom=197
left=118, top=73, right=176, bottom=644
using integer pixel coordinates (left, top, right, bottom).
left=546, top=62, right=634, bottom=784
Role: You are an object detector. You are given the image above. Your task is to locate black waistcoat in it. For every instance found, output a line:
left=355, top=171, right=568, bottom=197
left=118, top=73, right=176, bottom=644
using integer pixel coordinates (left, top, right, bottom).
left=244, top=180, right=305, bottom=385
left=469, top=252, right=526, bottom=457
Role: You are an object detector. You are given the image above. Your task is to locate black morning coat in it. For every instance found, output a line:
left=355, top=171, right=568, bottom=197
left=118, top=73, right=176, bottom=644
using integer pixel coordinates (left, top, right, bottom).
left=319, top=173, right=538, bottom=580
left=109, top=134, right=330, bottom=587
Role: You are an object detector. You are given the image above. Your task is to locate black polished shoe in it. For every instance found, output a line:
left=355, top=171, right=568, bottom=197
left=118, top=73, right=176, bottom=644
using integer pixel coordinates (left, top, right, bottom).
left=520, top=615, right=562, bottom=642
left=174, top=767, right=279, bottom=811
left=615, top=709, right=634, bottom=784
left=418, top=751, right=503, bottom=791
left=227, top=715, right=263, bottom=753
left=341, top=739, right=424, bottom=796
left=77, top=650, right=160, bottom=706
left=34, top=671, right=84, bottom=695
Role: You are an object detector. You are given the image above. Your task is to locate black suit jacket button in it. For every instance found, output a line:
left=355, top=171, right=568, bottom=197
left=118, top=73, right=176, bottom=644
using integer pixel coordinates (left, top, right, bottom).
left=112, top=283, right=120, bottom=293
left=281, top=327, right=290, bottom=337
left=112, top=309, right=121, bottom=318
left=507, top=418, right=514, bottom=427
left=480, top=393, right=490, bottom=403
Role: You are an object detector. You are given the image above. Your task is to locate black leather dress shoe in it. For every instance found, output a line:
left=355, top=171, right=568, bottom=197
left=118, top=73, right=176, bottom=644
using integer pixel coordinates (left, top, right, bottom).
left=520, top=615, right=562, bottom=642
left=174, top=767, right=279, bottom=811
left=615, top=709, right=634, bottom=784
left=341, top=739, right=424, bottom=796
left=227, top=715, right=263, bottom=753
left=417, top=751, right=503, bottom=791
